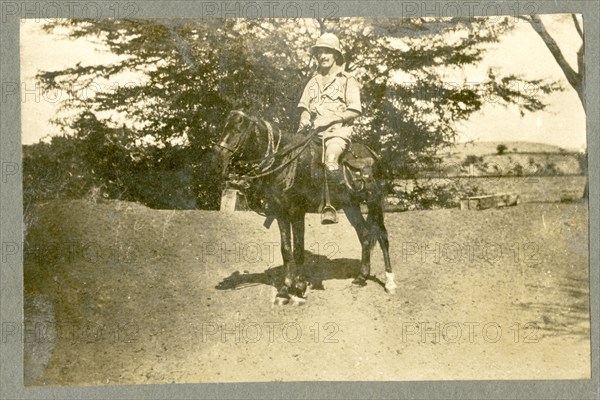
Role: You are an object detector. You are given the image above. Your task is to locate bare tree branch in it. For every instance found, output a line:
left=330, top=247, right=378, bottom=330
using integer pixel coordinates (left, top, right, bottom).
left=316, top=18, right=326, bottom=34
left=526, top=15, right=583, bottom=105
left=576, top=44, right=585, bottom=109
left=572, top=14, right=584, bottom=40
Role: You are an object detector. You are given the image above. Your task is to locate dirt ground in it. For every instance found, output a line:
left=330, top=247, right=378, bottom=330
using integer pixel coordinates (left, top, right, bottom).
left=23, top=199, right=590, bottom=385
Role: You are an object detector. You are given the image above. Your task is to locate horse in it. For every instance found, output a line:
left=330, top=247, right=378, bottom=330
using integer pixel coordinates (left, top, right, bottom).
left=214, top=110, right=397, bottom=304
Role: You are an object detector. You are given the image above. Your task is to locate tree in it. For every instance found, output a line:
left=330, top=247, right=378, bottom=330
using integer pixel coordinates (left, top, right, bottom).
left=519, top=14, right=587, bottom=199
left=496, top=144, right=508, bottom=155
left=35, top=17, right=562, bottom=208
left=520, top=15, right=584, bottom=108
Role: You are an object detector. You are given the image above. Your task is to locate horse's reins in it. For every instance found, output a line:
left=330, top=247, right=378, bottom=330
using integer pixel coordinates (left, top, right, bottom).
left=243, top=138, right=313, bottom=180
left=223, top=110, right=318, bottom=182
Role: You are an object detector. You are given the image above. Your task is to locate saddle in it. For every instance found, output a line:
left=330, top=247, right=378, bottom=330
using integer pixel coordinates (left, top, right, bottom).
left=263, top=134, right=380, bottom=195
left=309, top=139, right=380, bottom=192
left=340, top=143, right=380, bottom=191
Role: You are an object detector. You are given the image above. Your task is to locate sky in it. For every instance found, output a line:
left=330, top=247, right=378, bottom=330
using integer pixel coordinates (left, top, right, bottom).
left=454, top=14, right=586, bottom=150
left=19, top=16, right=587, bottom=150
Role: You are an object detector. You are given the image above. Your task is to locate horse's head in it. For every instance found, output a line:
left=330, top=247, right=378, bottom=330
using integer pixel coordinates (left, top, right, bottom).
left=214, top=110, right=259, bottom=178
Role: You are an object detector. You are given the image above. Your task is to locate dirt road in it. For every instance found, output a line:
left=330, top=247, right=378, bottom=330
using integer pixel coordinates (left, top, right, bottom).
left=24, top=200, right=590, bottom=385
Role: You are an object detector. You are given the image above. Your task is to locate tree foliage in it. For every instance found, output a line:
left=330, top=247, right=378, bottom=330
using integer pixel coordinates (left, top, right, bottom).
left=32, top=17, right=562, bottom=209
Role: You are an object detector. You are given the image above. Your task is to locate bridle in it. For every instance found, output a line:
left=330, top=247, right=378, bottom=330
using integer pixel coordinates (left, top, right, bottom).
left=216, top=110, right=280, bottom=158
left=217, top=110, right=282, bottom=175
left=217, top=110, right=318, bottom=183
left=214, top=141, right=237, bottom=154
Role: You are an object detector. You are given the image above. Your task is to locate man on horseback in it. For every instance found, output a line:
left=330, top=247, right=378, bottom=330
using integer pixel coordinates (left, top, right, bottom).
left=297, top=33, right=362, bottom=223
left=216, top=35, right=397, bottom=297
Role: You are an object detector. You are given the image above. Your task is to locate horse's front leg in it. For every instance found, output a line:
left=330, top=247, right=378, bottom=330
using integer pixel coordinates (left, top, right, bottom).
left=291, top=209, right=307, bottom=298
left=275, top=215, right=294, bottom=304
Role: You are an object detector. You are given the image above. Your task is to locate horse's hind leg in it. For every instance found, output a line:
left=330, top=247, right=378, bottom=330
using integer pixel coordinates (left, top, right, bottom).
left=343, top=204, right=372, bottom=286
left=368, top=200, right=397, bottom=294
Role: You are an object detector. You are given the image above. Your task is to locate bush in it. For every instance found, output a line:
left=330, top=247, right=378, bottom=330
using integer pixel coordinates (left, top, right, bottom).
left=540, top=161, right=562, bottom=176
left=387, top=179, right=485, bottom=211
left=23, top=136, right=99, bottom=206
left=22, top=112, right=224, bottom=210
left=463, top=154, right=483, bottom=165
left=496, top=144, right=508, bottom=155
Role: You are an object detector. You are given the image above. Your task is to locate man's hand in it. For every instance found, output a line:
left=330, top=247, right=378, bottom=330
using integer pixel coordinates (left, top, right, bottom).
left=297, top=110, right=312, bottom=133
left=313, top=115, right=341, bottom=130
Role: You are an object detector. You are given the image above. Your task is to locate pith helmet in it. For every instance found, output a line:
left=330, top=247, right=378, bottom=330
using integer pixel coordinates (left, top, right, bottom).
left=311, top=33, right=344, bottom=64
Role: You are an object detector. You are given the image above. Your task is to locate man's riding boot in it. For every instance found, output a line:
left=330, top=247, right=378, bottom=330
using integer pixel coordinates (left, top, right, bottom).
left=326, top=168, right=343, bottom=185
left=321, top=168, right=342, bottom=225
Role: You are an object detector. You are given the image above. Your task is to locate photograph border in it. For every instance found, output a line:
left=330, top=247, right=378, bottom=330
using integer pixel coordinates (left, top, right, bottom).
left=1, top=0, right=598, bottom=398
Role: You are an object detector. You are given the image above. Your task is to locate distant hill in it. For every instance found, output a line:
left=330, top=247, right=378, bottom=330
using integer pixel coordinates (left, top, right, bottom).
left=432, top=141, right=585, bottom=177
left=439, top=141, right=581, bottom=160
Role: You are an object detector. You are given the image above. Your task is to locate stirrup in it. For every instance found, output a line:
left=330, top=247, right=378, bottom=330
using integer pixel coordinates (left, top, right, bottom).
left=321, top=204, right=338, bottom=225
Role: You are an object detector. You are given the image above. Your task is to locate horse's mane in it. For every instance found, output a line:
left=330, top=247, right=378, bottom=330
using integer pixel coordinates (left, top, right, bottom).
left=259, top=127, right=315, bottom=191
left=227, top=114, right=314, bottom=213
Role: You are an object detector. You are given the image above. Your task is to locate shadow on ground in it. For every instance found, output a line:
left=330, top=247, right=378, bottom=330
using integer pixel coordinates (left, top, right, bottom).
left=215, top=250, right=385, bottom=291
left=518, top=276, right=590, bottom=338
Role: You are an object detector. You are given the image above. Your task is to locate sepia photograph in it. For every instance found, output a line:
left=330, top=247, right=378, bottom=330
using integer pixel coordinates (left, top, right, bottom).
left=17, top=13, right=590, bottom=386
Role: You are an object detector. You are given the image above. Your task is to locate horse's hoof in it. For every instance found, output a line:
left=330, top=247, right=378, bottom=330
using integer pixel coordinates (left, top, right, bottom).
left=274, top=296, right=290, bottom=306
left=289, top=295, right=306, bottom=306
left=295, top=280, right=308, bottom=293
left=292, top=283, right=308, bottom=299
left=352, top=276, right=368, bottom=287
left=385, top=287, right=397, bottom=295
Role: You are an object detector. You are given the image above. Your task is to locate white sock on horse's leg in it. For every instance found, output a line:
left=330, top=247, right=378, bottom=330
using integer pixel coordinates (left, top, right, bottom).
left=385, top=272, right=398, bottom=293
